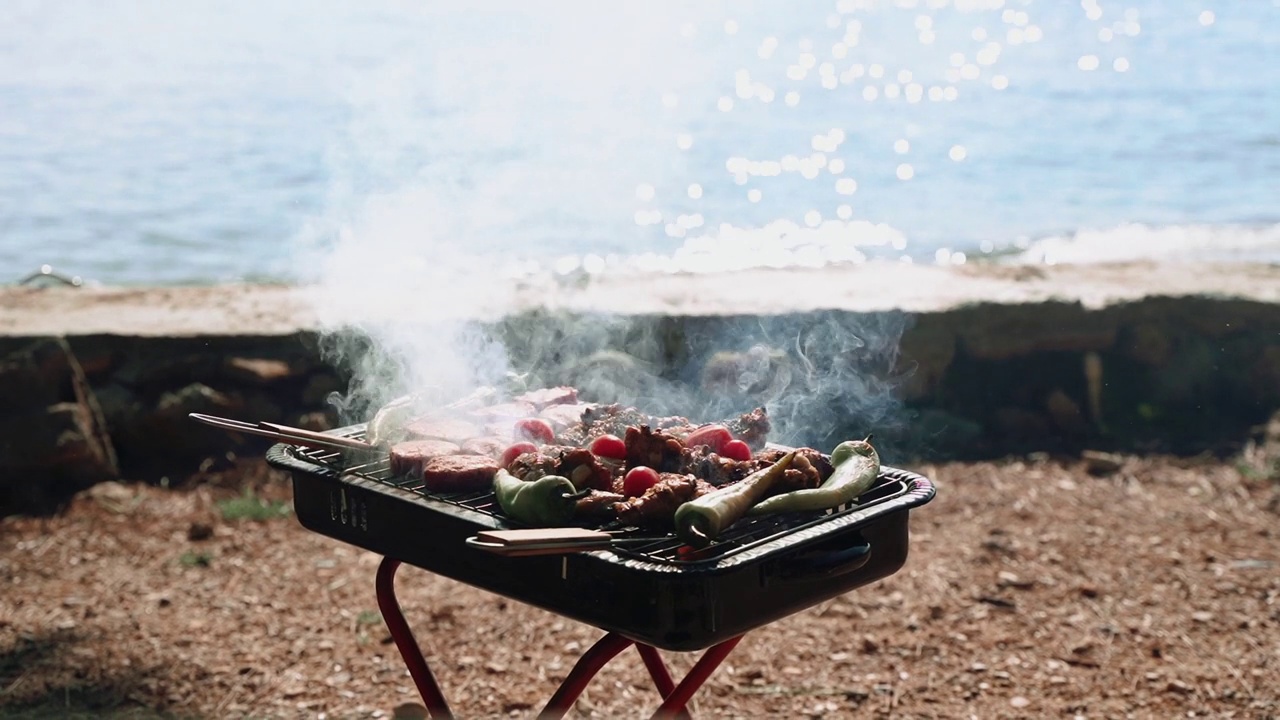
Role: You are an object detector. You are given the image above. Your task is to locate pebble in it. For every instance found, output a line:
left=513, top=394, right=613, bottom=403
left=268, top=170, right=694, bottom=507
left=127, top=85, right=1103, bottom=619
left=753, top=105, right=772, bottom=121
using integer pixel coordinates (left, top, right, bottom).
left=1010, top=696, right=1030, bottom=708
left=1191, top=611, right=1214, bottom=623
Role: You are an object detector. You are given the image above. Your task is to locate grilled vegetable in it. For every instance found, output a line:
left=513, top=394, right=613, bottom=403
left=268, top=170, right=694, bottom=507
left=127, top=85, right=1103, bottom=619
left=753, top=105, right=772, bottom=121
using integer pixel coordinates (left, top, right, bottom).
left=748, top=439, right=879, bottom=516
left=684, top=424, right=733, bottom=453
left=513, top=418, right=556, bottom=444
left=493, top=469, right=583, bottom=526
left=719, top=439, right=752, bottom=462
left=673, top=451, right=796, bottom=547
left=622, top=466, right=661, bottom=497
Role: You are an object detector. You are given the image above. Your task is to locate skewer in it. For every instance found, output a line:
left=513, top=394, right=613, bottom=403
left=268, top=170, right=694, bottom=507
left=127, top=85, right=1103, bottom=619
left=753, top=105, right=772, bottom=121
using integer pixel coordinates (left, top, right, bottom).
left=258, top=421, right=374, bottom=451
left=188, top=413, right=376, bottom=453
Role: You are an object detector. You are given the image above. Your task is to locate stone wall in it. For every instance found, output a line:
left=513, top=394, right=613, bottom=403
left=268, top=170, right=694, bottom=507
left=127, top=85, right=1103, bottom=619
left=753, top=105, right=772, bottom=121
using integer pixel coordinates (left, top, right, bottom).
left=2, top=264, right=1277, bottom=516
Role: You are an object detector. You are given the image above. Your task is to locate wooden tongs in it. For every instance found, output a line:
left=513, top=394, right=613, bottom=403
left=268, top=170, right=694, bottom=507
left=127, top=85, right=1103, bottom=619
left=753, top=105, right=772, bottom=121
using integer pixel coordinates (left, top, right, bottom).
left=189, top=413, right=377, bottom=454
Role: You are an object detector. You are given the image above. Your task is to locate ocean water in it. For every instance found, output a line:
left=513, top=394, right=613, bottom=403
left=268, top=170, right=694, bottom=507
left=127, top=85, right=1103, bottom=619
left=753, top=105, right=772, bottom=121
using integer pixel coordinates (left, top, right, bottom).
left=0, top=0, right=1277, bottom=286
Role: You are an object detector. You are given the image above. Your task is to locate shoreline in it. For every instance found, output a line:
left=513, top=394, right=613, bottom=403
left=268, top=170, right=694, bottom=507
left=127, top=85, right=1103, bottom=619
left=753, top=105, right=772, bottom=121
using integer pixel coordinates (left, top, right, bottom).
left=4, top=260, right=1278, bottom=337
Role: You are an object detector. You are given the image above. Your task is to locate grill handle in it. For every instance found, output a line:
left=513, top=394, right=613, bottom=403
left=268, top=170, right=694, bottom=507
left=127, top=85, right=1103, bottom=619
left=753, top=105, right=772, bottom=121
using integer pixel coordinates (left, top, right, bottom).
left=779, top=535, right=872, bottom=580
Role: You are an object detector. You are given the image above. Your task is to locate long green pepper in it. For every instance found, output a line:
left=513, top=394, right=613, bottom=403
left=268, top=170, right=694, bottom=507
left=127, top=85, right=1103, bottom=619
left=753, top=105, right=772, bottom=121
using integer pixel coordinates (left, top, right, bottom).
left=673, top=450, right=796, bottom=547
left=493, top=469, right=583, bottom=527
left=747, top=439, right=880, bottom=516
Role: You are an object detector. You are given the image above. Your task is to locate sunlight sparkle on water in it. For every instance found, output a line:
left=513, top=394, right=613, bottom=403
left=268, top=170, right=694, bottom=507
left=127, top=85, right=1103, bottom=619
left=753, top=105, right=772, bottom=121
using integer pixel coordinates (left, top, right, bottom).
left=615, top=0, right=1188, bottom=276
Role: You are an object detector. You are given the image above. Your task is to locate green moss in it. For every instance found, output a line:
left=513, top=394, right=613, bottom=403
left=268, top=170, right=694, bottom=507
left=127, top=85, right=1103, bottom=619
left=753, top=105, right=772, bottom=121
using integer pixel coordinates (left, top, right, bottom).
left=216, top=488, right=291, bottom=522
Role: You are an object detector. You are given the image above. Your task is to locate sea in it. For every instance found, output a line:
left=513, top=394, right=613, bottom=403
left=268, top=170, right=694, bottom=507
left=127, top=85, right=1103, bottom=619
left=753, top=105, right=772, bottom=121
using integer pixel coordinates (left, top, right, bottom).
left=1, top=0, right=1278, bottom=287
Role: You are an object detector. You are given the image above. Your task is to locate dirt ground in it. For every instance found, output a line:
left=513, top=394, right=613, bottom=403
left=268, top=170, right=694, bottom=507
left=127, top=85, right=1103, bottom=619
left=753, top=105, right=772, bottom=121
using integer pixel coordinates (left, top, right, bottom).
left=2, top=452, right=1278, bottom=720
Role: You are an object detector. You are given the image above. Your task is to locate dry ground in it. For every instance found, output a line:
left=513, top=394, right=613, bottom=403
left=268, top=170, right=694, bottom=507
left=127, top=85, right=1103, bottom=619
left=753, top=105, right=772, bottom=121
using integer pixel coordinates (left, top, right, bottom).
left=2, top=453, right=1278, bottom=719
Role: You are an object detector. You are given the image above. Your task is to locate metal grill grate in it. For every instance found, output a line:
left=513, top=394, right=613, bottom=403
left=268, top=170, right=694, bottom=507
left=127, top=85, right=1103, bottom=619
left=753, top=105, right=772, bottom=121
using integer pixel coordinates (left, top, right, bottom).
left=286, top=433, right=913, bottom=566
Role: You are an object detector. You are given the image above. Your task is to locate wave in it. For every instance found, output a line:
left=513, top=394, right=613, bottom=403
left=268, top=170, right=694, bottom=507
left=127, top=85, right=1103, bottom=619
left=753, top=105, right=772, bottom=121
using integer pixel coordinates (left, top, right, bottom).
left=1002, top=223, right=1280, bottom=266
left=531, top=221, right=1280, bottom=281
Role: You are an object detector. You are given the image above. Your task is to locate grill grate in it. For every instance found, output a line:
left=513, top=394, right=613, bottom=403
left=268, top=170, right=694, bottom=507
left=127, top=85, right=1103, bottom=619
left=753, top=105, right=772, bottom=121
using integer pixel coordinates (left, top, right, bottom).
left=287, top=432, right=915, bottom=566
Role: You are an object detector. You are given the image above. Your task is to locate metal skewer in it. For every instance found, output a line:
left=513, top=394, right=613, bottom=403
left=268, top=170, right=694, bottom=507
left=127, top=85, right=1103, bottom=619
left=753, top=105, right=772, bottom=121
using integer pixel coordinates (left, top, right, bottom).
left=189, top=413, right=378, bottom=454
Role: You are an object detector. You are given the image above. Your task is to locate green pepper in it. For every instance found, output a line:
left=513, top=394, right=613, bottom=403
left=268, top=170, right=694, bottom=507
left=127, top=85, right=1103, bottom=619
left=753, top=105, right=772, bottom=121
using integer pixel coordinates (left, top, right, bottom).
left=829, top=434, right=873, bottom=468
left=493, top=469, right=582, bottom=527
left=673, top=450, right=796, bottom=547
left=748, top=439, right=880, bottom=517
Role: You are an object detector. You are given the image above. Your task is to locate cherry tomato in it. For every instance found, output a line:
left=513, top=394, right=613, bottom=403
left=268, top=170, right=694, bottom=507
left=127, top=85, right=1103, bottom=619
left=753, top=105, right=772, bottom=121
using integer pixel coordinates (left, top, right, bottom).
left=720, top=439, right=752, bottom=462
left=684, top=424, right=733, bottom=453
left=500, top=441, right=538, bottom=469
left=622, top=466, right=661, bottom=497
left=588, top=434, right=627, bottom=460
left=513, top=418, right=555, bottom=444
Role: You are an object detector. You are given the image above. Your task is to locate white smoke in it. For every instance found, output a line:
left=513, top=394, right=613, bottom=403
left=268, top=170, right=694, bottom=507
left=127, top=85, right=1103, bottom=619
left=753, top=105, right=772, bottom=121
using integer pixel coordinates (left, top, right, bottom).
left=294, top=2, right=729, bottom=422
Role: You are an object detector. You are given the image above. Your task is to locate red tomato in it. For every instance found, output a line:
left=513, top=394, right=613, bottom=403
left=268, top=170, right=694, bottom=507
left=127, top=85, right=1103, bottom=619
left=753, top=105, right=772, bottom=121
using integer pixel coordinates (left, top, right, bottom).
left=622, top=466, right=661, bottom=497
left=513, top=418, right=555, bottom=444
left=499, top=441, right=538, bottom=469
left=720, top=439, right=752, bottom=462
left=684, top=424, right=733, bottom=453
left=588, top=434, right=627, bottom=460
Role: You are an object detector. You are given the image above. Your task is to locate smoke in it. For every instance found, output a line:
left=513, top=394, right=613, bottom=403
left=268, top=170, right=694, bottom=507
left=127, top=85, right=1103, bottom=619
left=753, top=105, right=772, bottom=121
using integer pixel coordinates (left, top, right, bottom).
left=295, top=3, right=915, bottom=451
left=294, top=2, right=727, bottom=423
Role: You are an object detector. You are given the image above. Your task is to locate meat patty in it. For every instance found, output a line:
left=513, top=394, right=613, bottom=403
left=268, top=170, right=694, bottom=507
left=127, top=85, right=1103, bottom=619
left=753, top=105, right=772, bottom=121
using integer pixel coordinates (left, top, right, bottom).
left=471, top=401, right=537, bottom=420
left=419, top=455, right=500, bottom=493
left=390, top=439, right=461, bottom=477
left=403, top=417, right=482, bottom=443
left=459, top=436, right=508, bottom=458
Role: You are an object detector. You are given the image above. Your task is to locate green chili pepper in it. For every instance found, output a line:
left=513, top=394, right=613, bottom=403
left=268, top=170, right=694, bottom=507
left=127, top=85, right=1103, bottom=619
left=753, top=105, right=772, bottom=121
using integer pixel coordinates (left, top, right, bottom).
left=673, top=450, right=796, bottom=548
left=493, top=469, right=583, bottom=527
left=829, top=434, right=873, bottom=468
left=747, top=439, right=880, bottom=517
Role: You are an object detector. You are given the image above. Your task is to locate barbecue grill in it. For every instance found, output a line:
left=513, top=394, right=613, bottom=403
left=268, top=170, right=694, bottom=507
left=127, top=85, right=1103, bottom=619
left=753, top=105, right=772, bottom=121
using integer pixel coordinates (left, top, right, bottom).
left=267, top=424, right=935, bottom=718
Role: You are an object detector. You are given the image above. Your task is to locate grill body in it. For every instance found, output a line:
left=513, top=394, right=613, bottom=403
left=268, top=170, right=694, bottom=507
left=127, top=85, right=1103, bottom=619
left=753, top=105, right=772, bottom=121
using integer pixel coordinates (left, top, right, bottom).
left=268, top=430, right=935, bottom=651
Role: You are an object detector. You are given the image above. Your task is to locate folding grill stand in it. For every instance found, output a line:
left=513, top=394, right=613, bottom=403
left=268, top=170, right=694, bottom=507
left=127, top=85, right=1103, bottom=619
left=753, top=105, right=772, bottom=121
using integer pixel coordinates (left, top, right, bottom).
left=378, top=557, right=742, bottom=719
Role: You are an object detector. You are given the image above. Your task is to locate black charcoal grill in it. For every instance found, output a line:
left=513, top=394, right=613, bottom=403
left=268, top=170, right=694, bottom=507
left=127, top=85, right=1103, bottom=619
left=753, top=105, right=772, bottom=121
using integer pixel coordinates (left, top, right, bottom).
left=267, top=424, right=935, bottom=718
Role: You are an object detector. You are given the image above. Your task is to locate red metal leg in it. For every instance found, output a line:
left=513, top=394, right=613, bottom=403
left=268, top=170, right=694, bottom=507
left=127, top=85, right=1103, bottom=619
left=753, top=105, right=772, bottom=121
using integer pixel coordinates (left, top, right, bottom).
left=634, top=645, right=691, bottom=720
left=648, top=636, right=743, bottom=720
left=537, top=632, right=634, bottom=718
left=374, top=556, right=741, bottom=719
left=376, top=558, right=453, bottom=719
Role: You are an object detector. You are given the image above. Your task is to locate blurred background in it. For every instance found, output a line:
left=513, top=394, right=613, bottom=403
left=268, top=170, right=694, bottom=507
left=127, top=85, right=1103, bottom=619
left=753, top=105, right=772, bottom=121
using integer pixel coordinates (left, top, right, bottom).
left=1, top=0, right=1277, bottom=287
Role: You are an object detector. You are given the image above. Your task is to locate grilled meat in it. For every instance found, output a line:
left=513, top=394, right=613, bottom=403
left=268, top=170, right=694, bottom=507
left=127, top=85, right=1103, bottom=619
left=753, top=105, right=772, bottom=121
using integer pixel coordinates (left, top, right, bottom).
left=516, top=386, right=579, bottom=410
left=764, top=452, right=825, bottom=497
left=471, top=401, right=537, bottom=421
left=724, top=407, right=771, bottom=449
left=681, top=446, right=761, bottom=486
left=390, top=439, right=461, bottom=477
left=506, top=447, right=571, bottom=480
left=559, top=448, right=614, bottom=491
left=459, top=436, right=508, bottom=458
left=624, top=425, right=686, bottom=473
left=419, top=455, right=501, bottom=493
left=505, top=445, right=614, bottom=491
left=540, top=402, right=597, bottom=430
left=614, top=474, right=715, bottom=528
left=575, top=490, right=626, bottom=521
left=558, top=404, right=691, bottom=446
left=403, top=417, right=481, bottom=444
